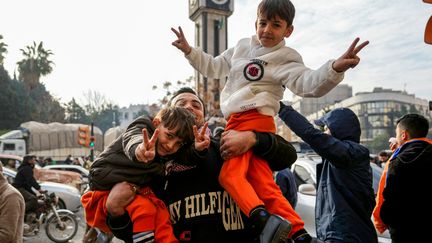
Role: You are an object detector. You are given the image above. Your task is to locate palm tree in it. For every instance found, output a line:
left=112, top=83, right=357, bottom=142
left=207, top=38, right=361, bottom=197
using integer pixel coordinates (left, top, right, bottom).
left=17, top=41, right=54, bottom=89
left=0, top=35, right=7, bottom=66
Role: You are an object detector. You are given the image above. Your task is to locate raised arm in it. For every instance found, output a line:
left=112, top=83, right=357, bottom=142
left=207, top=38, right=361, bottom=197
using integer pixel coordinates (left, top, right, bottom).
left=282, top=38, right=368, bottom=98
left=278, top=103, right=367, bottom=168
left=171, top=26, right=232, bottom=79
left=171, top=26, right=192, bottom=55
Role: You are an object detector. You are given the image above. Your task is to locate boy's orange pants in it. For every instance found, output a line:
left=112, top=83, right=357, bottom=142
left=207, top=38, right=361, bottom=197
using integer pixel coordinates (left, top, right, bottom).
left=81, top=187, right=178, bottom=243
left=218, top=109, right=304, bottom=237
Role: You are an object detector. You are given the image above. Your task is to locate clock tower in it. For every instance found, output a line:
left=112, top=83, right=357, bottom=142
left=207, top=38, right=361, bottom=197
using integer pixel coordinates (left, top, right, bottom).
left=188, top=0, right=234, bottom=117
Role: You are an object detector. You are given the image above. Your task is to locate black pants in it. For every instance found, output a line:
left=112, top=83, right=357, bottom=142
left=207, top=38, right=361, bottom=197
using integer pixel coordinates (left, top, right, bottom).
left=17, top=187, right=37, bottom=214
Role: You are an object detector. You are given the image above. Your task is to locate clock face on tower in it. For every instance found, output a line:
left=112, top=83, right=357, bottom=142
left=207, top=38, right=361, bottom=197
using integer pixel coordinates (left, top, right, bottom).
left=189, top=0, right=233, bottom=20
left=206, top=0, right=231, bottom=11
left=211, top=0, right=228, bottom=4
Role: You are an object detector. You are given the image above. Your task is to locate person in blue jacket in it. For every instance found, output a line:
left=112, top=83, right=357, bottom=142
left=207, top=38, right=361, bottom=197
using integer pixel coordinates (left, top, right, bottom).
left=278, top=103, right=377, bottom=243
left=275, top=168, right=298, bottom=208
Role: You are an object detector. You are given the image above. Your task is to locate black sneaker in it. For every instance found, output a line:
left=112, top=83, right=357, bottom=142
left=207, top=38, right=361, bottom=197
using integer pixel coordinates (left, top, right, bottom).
left=250, top=207, right=292, bottom=243
left=260, top=214, right=292, bottom=243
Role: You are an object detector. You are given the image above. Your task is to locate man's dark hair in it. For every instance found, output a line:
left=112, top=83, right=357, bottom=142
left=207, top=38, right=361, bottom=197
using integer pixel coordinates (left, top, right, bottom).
left=23, top=155, right=36, bottom=164
left=157, top=107, right=197, bottom=145
left=396, top=113, right=429, bottom=138
left=168, top=87, right=206, bottom=115
left=257, top=0, right=295, bottom=26
left=378, top=151, right=389, bottom=157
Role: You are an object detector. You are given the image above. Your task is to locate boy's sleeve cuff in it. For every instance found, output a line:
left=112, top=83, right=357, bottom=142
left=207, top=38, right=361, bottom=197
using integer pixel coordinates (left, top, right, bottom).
left=252, top=131, right=271, bottom=155
left=185, top=47, right=196, bottom=59
left=328, top=59, right=345, bottom=81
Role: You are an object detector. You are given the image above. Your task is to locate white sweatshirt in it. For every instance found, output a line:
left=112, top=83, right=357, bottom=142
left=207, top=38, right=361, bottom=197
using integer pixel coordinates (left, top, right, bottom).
left=186, top=35, right=344, bottom=118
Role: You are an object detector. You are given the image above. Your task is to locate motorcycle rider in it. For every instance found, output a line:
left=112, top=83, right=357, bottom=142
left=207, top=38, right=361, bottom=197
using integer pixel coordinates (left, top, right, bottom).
left=13, top=155, right=46, bottom=218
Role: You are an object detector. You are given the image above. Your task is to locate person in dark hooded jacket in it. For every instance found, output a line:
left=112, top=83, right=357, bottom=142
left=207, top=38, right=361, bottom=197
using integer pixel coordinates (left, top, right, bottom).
left=377, top=113, right=431, bottom=243
left=279, top=103, right=377, bottom=243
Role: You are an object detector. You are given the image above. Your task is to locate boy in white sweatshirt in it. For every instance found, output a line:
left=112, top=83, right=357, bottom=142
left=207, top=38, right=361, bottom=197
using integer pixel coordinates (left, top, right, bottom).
left=171, top=0, right=368, bottom=242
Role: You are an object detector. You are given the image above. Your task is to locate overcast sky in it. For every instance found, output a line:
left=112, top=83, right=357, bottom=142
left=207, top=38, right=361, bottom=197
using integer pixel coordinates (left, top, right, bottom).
left=1, top=0, right=431, bottom=107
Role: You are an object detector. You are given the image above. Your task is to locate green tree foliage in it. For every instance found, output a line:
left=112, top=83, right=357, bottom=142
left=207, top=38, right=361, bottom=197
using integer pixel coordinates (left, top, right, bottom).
left=27, top=84, right=65, bottom=123
left=65, top=91, right=120, bottom=133
left=64, top=98, right=90, bottom=124
left=82, top=90, right=111, bottom=121
left=0, top=67, right=21, bottom=129
left=0, top=72, right=65, bottom=128
left=0, top=38, right=121, bottom=133
left=93, top=103, right=120, bottom=134
left=152, top=76, right=194, bottom=105
left=0, top=39, right=63, bottom=128
left=17, top=41, right=54, bottom=89
left=0, top=35, right=7, bottom=65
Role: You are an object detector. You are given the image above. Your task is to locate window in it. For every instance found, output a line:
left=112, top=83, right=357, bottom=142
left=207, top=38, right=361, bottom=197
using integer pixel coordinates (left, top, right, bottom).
left=3, top=143, right=15, bottom=151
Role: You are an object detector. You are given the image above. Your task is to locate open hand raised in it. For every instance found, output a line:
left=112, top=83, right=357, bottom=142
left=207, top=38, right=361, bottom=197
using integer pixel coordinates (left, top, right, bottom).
left=135, top=128, right=159, bottom=163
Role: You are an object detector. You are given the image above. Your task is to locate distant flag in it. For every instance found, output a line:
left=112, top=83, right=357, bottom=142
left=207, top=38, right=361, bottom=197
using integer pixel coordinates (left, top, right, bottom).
left=218, top=17, right=224, bottom=29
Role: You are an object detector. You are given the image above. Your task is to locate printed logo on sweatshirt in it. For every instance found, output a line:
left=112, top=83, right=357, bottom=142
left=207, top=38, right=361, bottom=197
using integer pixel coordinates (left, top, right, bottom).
left=168, top=190, right=245, bottom=231
left=243, top=59, right=266, bottom=81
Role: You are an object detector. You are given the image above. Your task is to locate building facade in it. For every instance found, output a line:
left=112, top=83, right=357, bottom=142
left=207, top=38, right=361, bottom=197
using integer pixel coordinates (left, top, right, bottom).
left=118, top=104, right=153, bottom=129
left=291, top=84, right=353, bottom=116
left=278, top=87, right=431, bottom=153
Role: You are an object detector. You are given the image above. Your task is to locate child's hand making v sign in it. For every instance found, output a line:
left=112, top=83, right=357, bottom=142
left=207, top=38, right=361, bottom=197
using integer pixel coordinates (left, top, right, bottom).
left=194, top=122, right=210, bottom=151
left=135, top=128, right=159, bottom=163
left=332, top=37, right=369, bottom=72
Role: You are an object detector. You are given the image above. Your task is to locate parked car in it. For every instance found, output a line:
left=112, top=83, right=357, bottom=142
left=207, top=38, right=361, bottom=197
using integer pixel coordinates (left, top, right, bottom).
left=291, top=157, right=391, bottom=243
left=0, top=154, right=85, bottom=192
left=2, top=167, right=82, bottom=212
left=43, top=164, right=89, bottom=182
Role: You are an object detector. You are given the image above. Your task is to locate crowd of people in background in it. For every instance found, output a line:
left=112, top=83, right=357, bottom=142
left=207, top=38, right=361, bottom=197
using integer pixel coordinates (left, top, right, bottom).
left=2, top=154, right=93, bottom=170
left=370, top=150, right=391, bottom=169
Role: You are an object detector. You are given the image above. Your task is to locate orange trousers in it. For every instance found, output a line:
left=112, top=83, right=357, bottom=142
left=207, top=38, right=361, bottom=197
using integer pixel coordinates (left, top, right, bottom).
left=81, top=187, right=178, bottom=243
left=218, top=109, right=304, bottom=237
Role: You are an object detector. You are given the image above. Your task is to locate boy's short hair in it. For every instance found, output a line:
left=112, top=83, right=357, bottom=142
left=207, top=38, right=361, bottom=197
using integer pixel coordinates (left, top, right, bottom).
left=155, top=107, right=197, bottom=145
left=396, top=113, right=429, bottom=138
left=257, top=0, right=295, bottom=26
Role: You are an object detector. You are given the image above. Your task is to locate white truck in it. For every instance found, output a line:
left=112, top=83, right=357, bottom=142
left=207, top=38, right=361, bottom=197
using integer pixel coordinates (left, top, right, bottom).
left=0, top=121, right=103, bottom=161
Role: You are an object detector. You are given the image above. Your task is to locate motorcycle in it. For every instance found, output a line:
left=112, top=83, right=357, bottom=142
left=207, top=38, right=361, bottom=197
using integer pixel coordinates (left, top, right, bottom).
left=24, top=191, right=78, bottom=243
